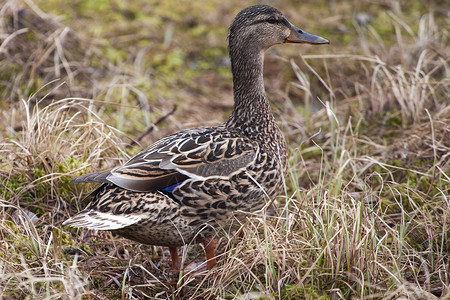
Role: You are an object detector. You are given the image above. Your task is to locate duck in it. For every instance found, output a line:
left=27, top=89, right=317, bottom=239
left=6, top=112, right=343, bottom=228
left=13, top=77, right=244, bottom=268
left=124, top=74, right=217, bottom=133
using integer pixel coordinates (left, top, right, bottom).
left=63, top=5, right=328, bottom=273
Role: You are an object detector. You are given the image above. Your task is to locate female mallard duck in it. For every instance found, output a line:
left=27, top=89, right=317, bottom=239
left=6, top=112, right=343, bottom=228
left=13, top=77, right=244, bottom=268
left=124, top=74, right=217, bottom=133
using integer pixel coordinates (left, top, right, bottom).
left=64, top=5, right=328, bottom=272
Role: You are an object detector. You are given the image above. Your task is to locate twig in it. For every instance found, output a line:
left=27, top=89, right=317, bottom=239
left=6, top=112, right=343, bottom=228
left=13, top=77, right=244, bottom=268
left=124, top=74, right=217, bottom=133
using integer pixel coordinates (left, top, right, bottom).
left=127, top=104, right=177, bottom=148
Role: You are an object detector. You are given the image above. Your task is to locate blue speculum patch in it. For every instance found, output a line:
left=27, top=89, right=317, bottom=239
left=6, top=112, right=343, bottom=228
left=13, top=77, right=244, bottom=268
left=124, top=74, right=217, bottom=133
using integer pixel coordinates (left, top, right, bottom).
left=161, top=181, right=184, bottom=193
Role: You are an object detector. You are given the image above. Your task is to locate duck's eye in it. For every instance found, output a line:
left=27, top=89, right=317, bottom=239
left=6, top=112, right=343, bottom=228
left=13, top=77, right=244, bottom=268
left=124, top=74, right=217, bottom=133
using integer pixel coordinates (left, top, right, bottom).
left=267, top=16, right=277, bottom=24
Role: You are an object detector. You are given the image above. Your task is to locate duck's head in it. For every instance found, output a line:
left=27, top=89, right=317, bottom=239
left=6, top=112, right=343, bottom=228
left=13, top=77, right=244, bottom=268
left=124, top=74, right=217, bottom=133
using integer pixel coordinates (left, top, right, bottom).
left=228, top=5, right=329, bottom=52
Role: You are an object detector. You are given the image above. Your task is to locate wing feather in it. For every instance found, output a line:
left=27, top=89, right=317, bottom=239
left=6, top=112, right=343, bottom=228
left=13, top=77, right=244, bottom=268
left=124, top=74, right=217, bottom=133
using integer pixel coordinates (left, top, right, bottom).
left=72, top=127, right=257, bottom=192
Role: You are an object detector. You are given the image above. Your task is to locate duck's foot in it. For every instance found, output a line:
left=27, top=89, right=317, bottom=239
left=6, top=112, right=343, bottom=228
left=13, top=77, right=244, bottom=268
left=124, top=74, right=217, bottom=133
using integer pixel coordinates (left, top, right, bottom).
left=184, top=261, right=207, bottom=275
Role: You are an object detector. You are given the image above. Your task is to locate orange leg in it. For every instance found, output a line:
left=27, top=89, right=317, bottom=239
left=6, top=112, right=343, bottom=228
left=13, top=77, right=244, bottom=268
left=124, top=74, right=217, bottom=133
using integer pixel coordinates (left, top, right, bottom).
left=203, top=237, right=217, bottom=270
left=169, top=247, right=181, bottom=272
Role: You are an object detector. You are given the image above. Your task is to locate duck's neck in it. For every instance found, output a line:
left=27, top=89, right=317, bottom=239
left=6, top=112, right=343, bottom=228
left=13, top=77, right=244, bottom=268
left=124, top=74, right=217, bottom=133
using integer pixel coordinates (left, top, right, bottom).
left=225, top=42, right=287, bottom=172
left=225, top=47, right=275, bottom=130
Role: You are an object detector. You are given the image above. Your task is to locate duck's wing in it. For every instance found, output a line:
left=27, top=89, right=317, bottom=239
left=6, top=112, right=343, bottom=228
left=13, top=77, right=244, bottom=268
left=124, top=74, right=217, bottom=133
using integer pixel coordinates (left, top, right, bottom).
left=72, top=127, right=257, bottom=192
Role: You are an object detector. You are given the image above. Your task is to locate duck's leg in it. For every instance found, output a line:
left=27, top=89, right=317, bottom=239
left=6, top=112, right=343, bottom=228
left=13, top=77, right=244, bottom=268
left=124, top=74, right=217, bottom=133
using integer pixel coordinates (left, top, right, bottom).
left=203, top=237, right=217, bottom=270
left=169, top=247, right=181, bottom=272
left=183, top=237, right=217, bottom=274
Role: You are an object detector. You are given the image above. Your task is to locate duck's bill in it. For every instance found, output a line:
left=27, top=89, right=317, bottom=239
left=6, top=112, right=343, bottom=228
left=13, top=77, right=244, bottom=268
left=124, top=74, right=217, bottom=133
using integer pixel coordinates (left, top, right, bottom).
left=285, top=26, right=329, bottom=44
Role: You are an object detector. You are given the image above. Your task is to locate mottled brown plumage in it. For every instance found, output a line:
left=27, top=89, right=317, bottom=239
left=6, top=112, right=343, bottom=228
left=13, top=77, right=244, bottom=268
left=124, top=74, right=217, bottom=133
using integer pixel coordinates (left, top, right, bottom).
left=64, top=5, right=328, bottom=272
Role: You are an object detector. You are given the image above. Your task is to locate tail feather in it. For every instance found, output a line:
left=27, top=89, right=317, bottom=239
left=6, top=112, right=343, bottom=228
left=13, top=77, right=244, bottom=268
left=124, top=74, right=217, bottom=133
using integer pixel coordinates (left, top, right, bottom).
left=63, top=211, right=142, bottom=230
left=71, top=170, right=111, bottom=184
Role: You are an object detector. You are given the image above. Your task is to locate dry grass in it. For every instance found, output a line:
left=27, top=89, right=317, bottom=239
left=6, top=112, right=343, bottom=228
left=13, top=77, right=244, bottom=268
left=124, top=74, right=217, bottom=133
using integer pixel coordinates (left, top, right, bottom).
left=0, top=0, right=449, bottom=299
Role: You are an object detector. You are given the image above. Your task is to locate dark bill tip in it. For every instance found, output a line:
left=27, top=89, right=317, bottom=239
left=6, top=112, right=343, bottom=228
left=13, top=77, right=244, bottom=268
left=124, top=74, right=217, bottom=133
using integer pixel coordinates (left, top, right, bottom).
left=285, top=27, right=329, bottom=45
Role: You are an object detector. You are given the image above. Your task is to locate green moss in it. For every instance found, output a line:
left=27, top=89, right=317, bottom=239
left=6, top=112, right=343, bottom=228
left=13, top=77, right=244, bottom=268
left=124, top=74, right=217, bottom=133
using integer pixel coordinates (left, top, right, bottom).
left=76, top=0, right=112, bottom=15
left=90, top=276, right=104, bottom=289
left=151, top=49, right=185, bottom=75
left=0, top=63, right=22, bottom=83
left=57, top=156, right=87, bottom=198
left=103, top=47, right=128, bottom=63
left=0, top=173, right=28, bottom=200
left=385, top=112, right=403, bottom=127
left=371, top=12, right=395, bottom=36
left=279, top=284, right=331, bottom=300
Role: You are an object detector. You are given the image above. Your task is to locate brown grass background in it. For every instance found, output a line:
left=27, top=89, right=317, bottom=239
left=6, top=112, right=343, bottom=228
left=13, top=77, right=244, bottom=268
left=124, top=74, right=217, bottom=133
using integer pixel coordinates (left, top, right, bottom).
left=0, top=0, right=448, bottom=299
